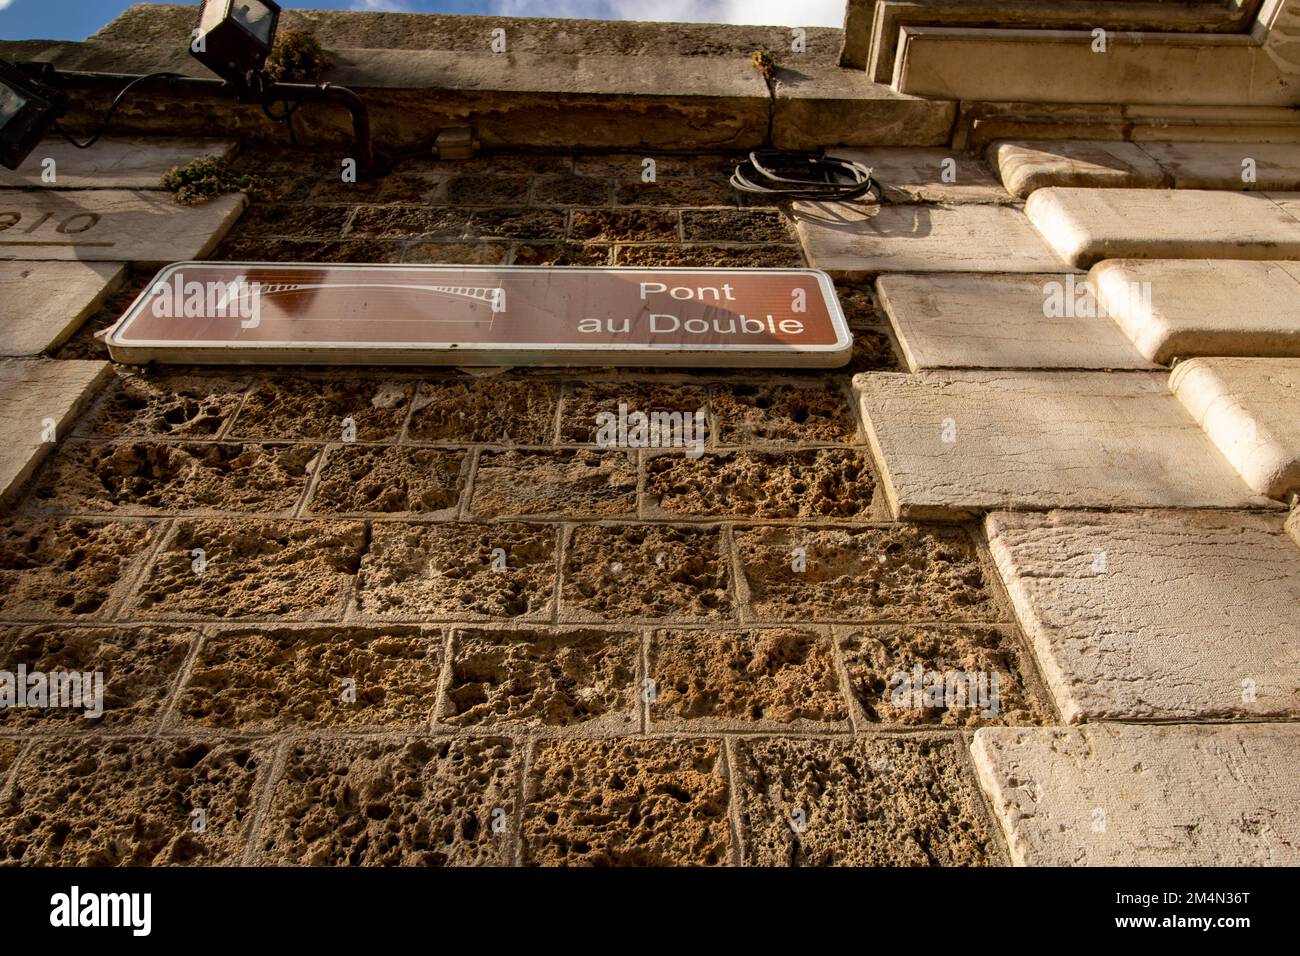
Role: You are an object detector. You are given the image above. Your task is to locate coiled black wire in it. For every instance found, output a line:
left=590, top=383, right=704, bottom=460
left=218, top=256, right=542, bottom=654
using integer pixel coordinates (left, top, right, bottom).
left=730, top=150, right=879, bottom=202
left=53, top=72, right=182, bottom=150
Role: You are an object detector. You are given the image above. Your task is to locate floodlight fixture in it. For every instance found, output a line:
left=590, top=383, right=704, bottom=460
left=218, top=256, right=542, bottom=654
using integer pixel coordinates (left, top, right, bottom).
left=0, top=57, right=67, bottom=170
left=191, top=0, right=282, bottom=96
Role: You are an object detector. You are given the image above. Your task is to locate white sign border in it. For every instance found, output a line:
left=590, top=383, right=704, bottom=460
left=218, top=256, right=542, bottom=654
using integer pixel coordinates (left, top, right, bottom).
left=106, top=262, right=853, bottom=364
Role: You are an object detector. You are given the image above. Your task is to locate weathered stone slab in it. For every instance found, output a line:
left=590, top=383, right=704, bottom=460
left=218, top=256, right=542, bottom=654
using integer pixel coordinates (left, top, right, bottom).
left=0, top=358, right=112, bottom=503
left=0, top=137, right=237, bottom=190
left=853, top=370, right=1277, bottom=520
left=827, top=147, right=1011, bottom=203
left=1289, top=504, right=1300, bottom=550
left=986, top=509, right=1300, bottom=722
left=987, top=140, right=1168, bottom=198
left=838, top=0, right=876, bottom=68
left=795, top=201, right=1067, bottom=276
left=867, top=2, right=1259, bottom=84
left=1091, top=259, right=1300, bottom=363
left=772, top=69, right=955, bottom=149
left=893, top=28, right=1296, bottom=109
left=1025, top=188, right=1300, bottom=268
left=1268, top=191, right=1300, bottom=223
left=1171, top=358, right=1300, bottom=499
left=876, top=273, right=1155, bottom=370
left=0, top=261, right=125, bottom=356
left=1139, top=142, right=1300, bottom=191
left=0, top=190, right=246, bottom=265
left=972, top=724, right=1300, bottom=865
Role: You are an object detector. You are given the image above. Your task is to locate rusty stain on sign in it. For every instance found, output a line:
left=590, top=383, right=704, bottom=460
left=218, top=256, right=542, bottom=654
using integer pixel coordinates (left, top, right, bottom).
left=104, top=263, right=852, bottom=367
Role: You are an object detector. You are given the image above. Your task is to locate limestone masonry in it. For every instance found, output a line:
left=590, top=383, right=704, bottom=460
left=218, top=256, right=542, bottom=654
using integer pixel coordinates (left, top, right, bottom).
left=0, top=1, right=1297, bottom=871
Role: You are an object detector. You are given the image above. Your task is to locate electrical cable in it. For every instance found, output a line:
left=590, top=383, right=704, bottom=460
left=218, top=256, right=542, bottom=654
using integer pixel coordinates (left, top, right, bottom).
left=730, top=150, right=879, bottom=202
left=52, top=71, right=182, bottom=150
left=261, top=98, right=303, bottom=147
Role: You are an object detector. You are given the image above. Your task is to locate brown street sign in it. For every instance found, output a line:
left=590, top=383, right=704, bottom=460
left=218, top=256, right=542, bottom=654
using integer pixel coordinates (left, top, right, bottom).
left=103, top=262, right=852, bottom=367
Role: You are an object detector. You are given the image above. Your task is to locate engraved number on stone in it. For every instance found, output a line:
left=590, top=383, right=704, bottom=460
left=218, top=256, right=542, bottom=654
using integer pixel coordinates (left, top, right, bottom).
left=0, top=211, right=101, bottom=235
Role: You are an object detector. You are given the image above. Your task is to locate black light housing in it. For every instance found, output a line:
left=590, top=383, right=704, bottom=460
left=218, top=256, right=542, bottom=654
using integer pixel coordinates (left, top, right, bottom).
left=7, top=0, right=381, bottom=180
left=0, top=58, right=67, bottom=170
left=191, top=0, right=282, bottom=96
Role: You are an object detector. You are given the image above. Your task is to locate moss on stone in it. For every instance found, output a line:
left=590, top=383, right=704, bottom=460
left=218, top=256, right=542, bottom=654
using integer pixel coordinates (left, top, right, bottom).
left=264, top=29, right=334, bottom=84
left=160, top=157, right=262, bottom=206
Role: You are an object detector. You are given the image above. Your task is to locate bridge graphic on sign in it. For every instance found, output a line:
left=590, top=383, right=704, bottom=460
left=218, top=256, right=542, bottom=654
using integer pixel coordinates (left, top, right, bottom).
left=220, top=278, right=507, bottom=315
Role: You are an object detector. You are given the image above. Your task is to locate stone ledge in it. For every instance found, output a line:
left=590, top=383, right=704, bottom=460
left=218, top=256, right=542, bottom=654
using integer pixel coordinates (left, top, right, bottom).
left=97, top=3, right=846, bottom=63
left=796, top=201, right=1065, bottom=276
left=876, top=272, right=1156, bottom=370
left=0, top=262, right=125, bottom=357
left=0, top=359, right=113, bottom=504
left=1141, top=141, right=1300, bottom=189
left=986, top=508, right=1300, bottom=722
left=864, top=0, right=1261, bottom=83
left=989, top=140, right=1300, bottom=196
left=988, top=140, right=1170, bottom=198
left=4, top=6, right=955, bottom=152
left=894, top=27, right=1293, bottom=108
left=973, top=724, right=1300, bottom=866
left=1171, top=357, right=1300, bottom=499
left=0, top=39, right=774, bottom=152
left=852, top=369, right=1279, bottom=519
left=1025, top=187, right=1300, bottom=267
left=772, top=65, right=955, bottom=149
left=828, top=146, right=1009, bottom=202
left=0, top=137, right=237, bottom=190
left=957, top=102, right=1300, bottom=151
left=1091, top=258, right=1300, bottom=363
left=0, top=190, right=246, bottom=266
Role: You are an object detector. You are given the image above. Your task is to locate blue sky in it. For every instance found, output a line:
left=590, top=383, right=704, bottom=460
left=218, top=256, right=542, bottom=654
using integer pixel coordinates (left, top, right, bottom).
left=0, top=0, right=844, bottom=41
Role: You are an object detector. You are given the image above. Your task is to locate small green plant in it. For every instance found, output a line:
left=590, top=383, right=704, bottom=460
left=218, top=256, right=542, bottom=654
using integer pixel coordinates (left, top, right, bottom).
left=751, top=49, right=777, bottom=82
left=161, top=156, right=263, bottom=206
left=264, top=30, right=333, bottom=84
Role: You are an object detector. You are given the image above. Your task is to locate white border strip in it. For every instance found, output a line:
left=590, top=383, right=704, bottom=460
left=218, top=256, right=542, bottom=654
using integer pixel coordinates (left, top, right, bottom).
left=106, top=262, right=853, bottom=355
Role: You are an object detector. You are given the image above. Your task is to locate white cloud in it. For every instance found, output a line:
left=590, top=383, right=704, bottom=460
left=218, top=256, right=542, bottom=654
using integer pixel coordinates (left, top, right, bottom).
left=491, top=0, right=845, bottom=27
left=0, top=0, right=16, bottom=12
